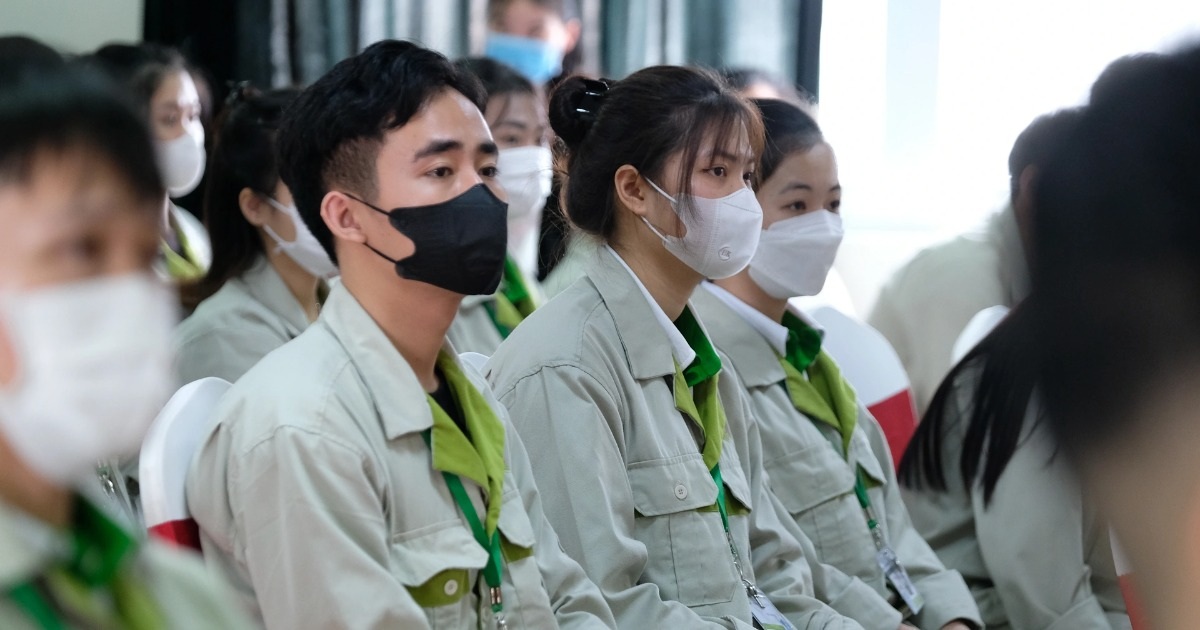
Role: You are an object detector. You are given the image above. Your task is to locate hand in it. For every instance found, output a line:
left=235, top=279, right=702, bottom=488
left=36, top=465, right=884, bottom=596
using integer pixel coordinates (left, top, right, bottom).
left=940, top=622, right=973, bottom=630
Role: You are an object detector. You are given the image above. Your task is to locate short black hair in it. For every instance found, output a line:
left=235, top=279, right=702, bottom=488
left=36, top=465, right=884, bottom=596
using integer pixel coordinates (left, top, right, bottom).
left=0, top=36, right=63, bottom=88
left=1032, top=43, right=1200, bottom=459
left=0, top=66, right=163, bottom=204
left=1006, top=108, right=1085, bottom=203
left=276, top=39, right=486, bottom=262
left=456, top=57, right=537, bottom=99
left=753, top=97, right=824, bottom=185
left=720, top=66, right=815, bottom=107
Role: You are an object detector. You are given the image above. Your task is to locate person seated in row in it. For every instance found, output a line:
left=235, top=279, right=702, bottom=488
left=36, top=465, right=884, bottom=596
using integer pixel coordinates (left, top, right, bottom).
left=692, top=98, right=981, bottom=630
left=0, top=60, right=250, bottom=629
left=176, top=85, right=334, bottom=385
left=448, top=57, right=552, bottom=355
left=185, top=39, right=616, bottom=628
left=486, top=66, right=869, bottom=629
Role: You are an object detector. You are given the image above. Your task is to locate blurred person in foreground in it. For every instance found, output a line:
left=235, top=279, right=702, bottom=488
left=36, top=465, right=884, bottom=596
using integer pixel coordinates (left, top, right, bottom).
left=869, top=110, right=1083, bottom=415
left=1031, top=44, right=1200, bottom=630
left=0, top=64, right=250, bottom=629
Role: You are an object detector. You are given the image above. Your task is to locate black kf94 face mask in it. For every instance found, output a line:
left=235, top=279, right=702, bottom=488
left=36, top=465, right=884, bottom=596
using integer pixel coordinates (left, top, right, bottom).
left=346, top=184, right=509, bottom=295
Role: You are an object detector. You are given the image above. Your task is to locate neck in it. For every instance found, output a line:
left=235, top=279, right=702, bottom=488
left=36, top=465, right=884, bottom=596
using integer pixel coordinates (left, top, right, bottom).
left=713, top=269, right=790, bottom=323
left=341, top=268, right=458, bottom=392
left=612, top=240, right=700, bottom=320
left=0, top=436, right=72, bottom=528
left=265, top=247, right=322, bottom=322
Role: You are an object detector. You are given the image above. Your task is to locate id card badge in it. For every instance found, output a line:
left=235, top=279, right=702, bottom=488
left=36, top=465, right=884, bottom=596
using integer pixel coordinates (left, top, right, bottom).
left=747, top=585, right=796, bottom=630
left=876, top=545, right=925, bottom=615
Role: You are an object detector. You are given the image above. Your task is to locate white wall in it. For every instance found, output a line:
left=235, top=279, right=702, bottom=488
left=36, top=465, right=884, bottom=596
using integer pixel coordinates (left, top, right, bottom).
left=819, top=0, right=1200, bottom=316
left=1, top=0, right=142, bottom=53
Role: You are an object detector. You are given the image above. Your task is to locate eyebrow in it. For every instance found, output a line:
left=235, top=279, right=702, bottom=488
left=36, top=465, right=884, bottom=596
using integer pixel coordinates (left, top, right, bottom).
left=493, top=119, right=530, bottom=130
left=413, top=139, right=499, bottom=162
left=782, top=181, right=842, bottom=193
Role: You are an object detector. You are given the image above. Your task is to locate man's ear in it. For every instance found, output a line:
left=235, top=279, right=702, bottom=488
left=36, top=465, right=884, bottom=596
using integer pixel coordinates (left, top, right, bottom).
left=238, top=187, right=271, bottom=227
left=321, top=191, right=367, bottom=245
left=614, top=165, right=650, bottom=218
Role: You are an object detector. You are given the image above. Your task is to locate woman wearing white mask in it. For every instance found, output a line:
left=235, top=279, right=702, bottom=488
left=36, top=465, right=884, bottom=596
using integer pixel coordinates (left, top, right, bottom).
left=486, top=67, right=867, bottom=629
left=90, top=43, right=213, bottom=284
left=451, top=57, right=553, bottom=354
left=0, top=64, right=251, bottom=629
left=176, top=85, right=334, bottom=384
left=692, top=99, right=982, bottom=630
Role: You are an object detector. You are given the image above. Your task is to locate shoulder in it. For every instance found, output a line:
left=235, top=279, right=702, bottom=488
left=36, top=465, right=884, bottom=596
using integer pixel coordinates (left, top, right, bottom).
left=213, top=324, right=362, bottom=445
left=489, top=278, right=622, bottom=389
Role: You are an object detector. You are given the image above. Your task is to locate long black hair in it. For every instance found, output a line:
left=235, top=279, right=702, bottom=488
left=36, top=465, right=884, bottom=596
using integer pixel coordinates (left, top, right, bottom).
left=898, top=303, right=1040, bottom=505
left=182, top=85, right=299, bottom=309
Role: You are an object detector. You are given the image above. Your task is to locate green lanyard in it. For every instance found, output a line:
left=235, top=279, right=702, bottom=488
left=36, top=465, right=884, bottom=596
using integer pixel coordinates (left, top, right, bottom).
left=8, top=581, right=62, bottom=630
left=420, top=430, right=506, bottom=623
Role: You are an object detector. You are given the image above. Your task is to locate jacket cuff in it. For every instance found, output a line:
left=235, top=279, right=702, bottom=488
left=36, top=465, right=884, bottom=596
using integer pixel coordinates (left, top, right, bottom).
left=824, top=575, right=903, bottom=629
left=911, top=569, right=984, bottom=630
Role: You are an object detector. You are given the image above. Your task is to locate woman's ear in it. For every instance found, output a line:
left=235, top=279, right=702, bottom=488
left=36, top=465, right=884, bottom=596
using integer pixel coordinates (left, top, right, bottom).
left=238, top=188, right=270, bottom=227
left=614, top=165, right=650, bottom=218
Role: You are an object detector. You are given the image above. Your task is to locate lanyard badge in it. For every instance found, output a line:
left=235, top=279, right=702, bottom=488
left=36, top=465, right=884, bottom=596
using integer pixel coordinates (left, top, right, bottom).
left=856, top=471, right=924, bottom=615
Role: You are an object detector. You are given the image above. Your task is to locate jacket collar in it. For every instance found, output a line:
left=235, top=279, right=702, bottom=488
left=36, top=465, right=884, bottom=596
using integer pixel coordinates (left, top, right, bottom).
left=690, top=284, right=788, bottom=389
left=585, top=247, right=693, bottom=380
left=241, top=257, right=312, bottom=336
left=319, top=282, right=436, bottom=439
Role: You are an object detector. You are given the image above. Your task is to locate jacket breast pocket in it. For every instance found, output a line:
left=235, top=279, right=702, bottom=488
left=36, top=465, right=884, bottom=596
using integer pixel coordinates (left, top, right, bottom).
left=627, top=454, right=740, bottom=608
left=766, top=442, right=858, bottom=556
left=391, top=520, right=488, bottom=626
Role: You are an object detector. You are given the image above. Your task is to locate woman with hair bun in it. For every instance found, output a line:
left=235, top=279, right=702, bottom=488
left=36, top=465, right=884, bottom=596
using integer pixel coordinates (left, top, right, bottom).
left=486, top=66, right=864, bottom=629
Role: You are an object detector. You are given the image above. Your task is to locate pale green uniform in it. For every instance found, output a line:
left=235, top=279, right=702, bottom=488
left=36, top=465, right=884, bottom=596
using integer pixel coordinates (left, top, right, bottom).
left=694, top=283, right=982, bottom=630
left=0, top=497, right=252, bottom=629
left=486, top=247, right=873, bottom=629
left=448, top=256, right=542, bottom=356
left=187, top=282, right=615, bottom=629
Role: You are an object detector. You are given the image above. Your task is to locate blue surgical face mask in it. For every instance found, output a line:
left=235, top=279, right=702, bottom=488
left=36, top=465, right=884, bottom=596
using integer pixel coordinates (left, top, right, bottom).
left=485, top=31, right=563, bottom=85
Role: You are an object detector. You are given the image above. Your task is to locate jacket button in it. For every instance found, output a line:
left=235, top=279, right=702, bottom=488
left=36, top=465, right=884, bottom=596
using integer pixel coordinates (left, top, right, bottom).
left=443, top=578, right=459, bottom=596
left=674, top=483, right=688, bottom=500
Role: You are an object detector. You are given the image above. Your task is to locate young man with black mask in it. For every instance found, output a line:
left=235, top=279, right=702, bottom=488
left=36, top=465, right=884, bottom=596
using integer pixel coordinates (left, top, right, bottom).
left=186, top=40, right=616, bottom=629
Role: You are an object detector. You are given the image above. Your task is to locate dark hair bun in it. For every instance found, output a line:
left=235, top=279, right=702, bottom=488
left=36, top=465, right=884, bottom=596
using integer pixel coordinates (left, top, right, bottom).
left=549, top=75, right=607, bottom=150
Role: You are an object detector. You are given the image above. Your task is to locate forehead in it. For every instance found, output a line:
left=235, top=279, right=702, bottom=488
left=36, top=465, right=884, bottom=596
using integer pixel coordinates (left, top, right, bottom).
left=152, top=70, right=198, bottom=105
left=495, top=0, right=560, bottom=28
left=487, top=92, right=545, bottom=120
left=0, top=149, right=156, bottom=225
left=383, top=89, right=491, bottom=151
left=772, top=144, right=837, bottom=181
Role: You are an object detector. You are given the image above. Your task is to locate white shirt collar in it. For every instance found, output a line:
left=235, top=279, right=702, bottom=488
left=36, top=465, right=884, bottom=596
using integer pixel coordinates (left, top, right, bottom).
left=702, top=282, right=791, bottom=356
left=605, top=246, right=697, bottom=367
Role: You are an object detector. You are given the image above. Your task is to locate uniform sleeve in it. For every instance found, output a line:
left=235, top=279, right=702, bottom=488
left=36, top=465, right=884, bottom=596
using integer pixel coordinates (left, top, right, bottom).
left=730, top=385, right=872, bottom=630
left=972, top=424, right=1114, bottom=629
left=502, top=418, right=619, bottom=628
left=861, top=412, right=982, bottom=629
left=494, top=365, right=754, bottom=629
left=176, top=326, right=281, bottom=384
left=233, top=425, right=431, bottom=629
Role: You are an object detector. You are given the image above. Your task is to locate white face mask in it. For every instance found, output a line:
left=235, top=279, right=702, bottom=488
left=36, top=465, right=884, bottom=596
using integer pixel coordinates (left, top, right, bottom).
left=263, top=196, right=338, bottom=279
left=497, top=146, right=553, bottom=279
left=157, top=122, right=206, bottom=198
left=642, top=178, right=763, bottom=279
left=749, top=209, right=845, bottom=298
left=0, top=274, right=178, bottom=485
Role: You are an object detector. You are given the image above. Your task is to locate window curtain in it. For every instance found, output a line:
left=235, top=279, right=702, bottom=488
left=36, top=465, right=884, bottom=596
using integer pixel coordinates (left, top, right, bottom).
left=597, top=0, right=818, bottom=94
